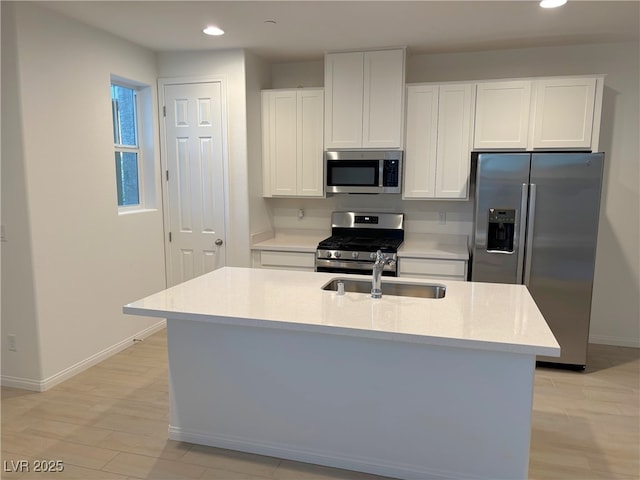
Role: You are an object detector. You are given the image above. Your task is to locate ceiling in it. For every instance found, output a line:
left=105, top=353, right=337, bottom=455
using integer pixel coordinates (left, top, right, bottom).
left=38, top=1, right=640, bottom=62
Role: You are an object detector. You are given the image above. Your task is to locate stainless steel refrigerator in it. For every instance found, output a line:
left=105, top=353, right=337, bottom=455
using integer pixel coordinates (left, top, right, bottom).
left=470, top=152, right=604, bottom=368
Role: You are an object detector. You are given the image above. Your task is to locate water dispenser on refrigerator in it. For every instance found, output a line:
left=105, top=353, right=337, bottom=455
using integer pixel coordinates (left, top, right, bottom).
left=486, top=208, right=516, bottom=253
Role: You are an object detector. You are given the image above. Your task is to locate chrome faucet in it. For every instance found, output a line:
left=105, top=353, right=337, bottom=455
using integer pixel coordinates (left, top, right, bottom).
left=371, top=250, right=395, bottom=298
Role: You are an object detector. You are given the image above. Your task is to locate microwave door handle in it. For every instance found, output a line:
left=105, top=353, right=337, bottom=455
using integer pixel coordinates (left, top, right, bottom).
left=379, top=162, right=384, bottom=187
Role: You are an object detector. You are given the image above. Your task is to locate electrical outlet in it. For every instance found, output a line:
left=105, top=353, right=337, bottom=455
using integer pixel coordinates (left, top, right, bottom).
left=8, top=334, right=17, bottom=352
left=438, top=212, right=447, bottom=225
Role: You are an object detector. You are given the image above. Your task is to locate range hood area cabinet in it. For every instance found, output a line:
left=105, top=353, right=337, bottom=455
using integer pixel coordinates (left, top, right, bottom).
left=261, top=88, right=324, bottom=198
left=474, top=75, right=604, bottom=151
left=324, top=48, right=405, bottom=149
left=403, top=83, right=475, bottom=200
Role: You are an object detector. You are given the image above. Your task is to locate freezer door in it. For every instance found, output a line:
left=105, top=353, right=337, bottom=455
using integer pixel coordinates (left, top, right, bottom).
left=528, top=153, right=604, bottom=366
left=471, top=153, right=531, bottom=284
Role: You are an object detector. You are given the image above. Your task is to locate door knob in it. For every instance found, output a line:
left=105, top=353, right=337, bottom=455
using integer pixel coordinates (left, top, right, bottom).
left=215, top=238, right=223, bottom=246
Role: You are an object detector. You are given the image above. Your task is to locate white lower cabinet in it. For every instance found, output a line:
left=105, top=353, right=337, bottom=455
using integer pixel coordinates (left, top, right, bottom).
left=252, top=250, right=316, bottom=272
left=252, top=251, right=468, bottom=280
left=398, top=257, right=468, bottom=281
left=404, top=83, right=474, bottom=199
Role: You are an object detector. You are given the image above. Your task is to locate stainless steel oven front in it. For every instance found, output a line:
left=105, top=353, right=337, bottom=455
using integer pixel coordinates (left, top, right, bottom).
left=315, top=212, right=404, bottom=277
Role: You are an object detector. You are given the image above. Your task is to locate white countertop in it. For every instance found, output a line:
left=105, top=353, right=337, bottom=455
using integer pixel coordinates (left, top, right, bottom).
left=252, top=229, right=469, bottom=260
left=251, top=229, right=327, bottom=253
left=398, top=233, right=469, bottom=260
left=125, top=267, right=559, bottom=356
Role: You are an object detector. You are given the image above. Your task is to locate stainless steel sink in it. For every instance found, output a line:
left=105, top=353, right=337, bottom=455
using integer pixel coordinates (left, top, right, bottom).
left=321, top=278, right=446, bottom=299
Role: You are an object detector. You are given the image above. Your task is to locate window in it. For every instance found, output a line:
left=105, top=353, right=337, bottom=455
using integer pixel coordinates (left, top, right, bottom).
left=110, top=75, right=156, bottom=213
left=111, top=83, right=141, bottom=207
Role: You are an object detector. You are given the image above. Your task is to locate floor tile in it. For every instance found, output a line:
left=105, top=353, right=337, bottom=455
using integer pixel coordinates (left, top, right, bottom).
left=2, top=329, right=638, bottom=480
left=101, top=452, right=206, bottom=479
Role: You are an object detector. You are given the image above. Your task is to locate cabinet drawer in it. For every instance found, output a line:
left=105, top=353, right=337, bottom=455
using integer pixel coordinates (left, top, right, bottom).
left=260, top=251, right=316, bottom=269
left=398, top=258, right=466, bottom=278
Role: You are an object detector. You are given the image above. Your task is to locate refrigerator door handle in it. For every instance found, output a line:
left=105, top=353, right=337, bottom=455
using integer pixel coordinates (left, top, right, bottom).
left=524, top=183, right=537, bottom=286
left=516, top=183, right=528, bottom=283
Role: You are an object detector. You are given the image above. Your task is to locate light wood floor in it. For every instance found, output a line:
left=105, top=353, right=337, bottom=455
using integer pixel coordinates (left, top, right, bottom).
left=2, top=329, right=638, bottom=479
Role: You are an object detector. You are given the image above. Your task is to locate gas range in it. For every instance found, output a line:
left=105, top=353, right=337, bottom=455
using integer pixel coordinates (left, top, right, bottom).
left=315, top=212, right=404, bottom=276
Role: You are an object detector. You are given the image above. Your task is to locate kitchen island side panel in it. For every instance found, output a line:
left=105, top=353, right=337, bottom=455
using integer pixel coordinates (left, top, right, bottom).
left=166, top=318, right=536, bottom=480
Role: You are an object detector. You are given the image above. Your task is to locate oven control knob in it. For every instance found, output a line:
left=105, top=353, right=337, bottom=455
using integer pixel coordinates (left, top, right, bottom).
left=369, top=252, right=376, bottom=259
left=325, top=251, right=332, bottom=258
left=334, top=251, right=341, bottom=258
left=352, top=252, right=359, bottom=259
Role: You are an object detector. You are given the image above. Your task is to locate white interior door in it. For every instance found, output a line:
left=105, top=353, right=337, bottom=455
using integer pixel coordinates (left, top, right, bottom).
left=163, top=81, right=226, bottom=286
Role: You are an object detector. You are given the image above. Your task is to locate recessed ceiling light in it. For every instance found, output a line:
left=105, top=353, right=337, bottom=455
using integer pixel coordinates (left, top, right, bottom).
left=203, top=26, right=225, bottom=36
left=540, top=0, right=567, bottom=8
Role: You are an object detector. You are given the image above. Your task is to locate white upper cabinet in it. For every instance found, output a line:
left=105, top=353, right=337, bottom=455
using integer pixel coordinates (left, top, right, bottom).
left=362, top=49, right=405, bottom=148
left=474, top=80, right=532, bottom=150
left=474, top=75, right=604, bottom=151
left=404, top=83, right=474, bottom=199
left=262, top=89, right=324, bottom=198
left=531, top=77, right=597, bottom=150
left=436, top=84, right=474, bottom=198
left=324, top=52, right=363, bottom=149
left=297, top=90, right=325, bottom=196
left=325, top=49, right=405, bottom=149
left=404, top=85, right=438, bottom=197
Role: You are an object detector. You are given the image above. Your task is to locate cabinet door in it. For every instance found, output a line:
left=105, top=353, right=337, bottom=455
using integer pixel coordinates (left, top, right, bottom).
left=398, top=257, right=468, bottom=281
left=362, top=49, right=405, bottom=148
left=436, top=84, right=473, bottom=199
left=297, top=90, right=324, bottom=197
left=531, top=78, right=596, bottom=149
left=259, top=250, right=316, bottom=271
left=324, top=52, right=364, bottom=149
left=474, top=81, right=531, bottom=149
left=404, top=85, right=438, bottom=198
left=267, top=91, right=298, bottom=196
left=261, top=92, right=272, bottom=196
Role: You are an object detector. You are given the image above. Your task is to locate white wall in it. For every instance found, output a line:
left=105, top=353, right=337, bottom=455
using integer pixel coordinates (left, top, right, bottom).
left=269, top=42, right=640, bottom=348
left=245, top=52, right=275, bottom=243
left=157, top=50, right=252, bottom=267
left=1, top=2, right=167, bottom=390
left=1, top=5, right=42, bottom=384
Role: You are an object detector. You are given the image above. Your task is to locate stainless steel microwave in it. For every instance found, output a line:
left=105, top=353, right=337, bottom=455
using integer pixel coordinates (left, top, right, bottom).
left=325, top=150, right=403, bottom=194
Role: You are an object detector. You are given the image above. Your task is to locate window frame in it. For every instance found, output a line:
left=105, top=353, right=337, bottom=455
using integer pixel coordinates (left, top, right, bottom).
left=112, top=80, right=144, bottom=212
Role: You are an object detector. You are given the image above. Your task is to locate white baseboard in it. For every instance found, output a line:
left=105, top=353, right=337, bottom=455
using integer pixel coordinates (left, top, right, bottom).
left=168, top=426, right=461, bottom=480
left=0, top=375, right=43, bottom=391
left=589, top=334, right=640, bottom=348
left=1, top=320, right=166, bottom=392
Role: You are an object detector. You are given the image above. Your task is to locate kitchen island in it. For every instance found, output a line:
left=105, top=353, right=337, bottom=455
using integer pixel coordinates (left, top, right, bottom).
left=124, top=267, right=559, bottom=480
